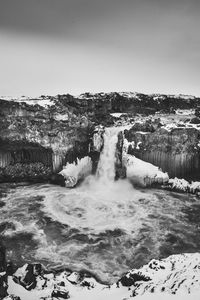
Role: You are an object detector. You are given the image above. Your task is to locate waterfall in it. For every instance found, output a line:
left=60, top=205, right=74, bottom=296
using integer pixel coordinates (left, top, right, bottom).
left=96, top=127, right=121, bottom=183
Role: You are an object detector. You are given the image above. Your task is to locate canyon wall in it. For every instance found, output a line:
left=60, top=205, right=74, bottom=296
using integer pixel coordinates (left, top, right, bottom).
left=1, top=92, right=200, bottom=183
left=0, top=99, right=94, bottom=182
left=123, top=126, right=200, bottom=180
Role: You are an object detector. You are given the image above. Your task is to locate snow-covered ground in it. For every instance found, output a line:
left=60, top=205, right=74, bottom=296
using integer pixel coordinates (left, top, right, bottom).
left=5, top=253, right=200, bottom=300
left=0, top=95, right=55, bottom=107
left=166, top=177, right=200, bottom=194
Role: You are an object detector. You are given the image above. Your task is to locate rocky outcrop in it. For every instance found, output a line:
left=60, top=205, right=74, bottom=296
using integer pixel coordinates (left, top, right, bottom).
left=2, top=253, right=200, bottom=300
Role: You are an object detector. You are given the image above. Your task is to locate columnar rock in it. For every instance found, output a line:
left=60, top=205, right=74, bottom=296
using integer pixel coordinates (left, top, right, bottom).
left=0, top=98, right=93, bottom=182
left=124, top=126, right=200, bottom=181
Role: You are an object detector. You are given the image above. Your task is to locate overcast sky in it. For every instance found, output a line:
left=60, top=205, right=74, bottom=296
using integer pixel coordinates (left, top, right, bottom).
left=0, top=0, right=200, bottom=96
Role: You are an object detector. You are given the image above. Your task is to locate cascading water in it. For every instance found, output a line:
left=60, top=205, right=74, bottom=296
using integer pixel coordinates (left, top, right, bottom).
left=96, top=127, right=120, bottom=183
left=0, top=126, right=200, bottom=284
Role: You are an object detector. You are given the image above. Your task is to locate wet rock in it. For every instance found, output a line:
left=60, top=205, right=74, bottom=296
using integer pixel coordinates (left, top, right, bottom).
left=115, top=131, right=126, bottom=179
left=0, top=244, right=8, bottom=299
left=0, top=202, right=5, bottom=208
left=50, top=173, right=65, bottom=187
left=51, top=289, right=70, bottom=299
left=0, top=245, right=6, bottom=273
left=190, top=117, right=200, bottom=124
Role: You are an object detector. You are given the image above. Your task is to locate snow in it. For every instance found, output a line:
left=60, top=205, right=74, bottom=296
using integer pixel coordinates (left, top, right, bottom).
left=7, top=253, right=200, bottom=300
left=110, top=113, right=125, bottom=117
left=124, top=154, right=169, bottom=186
left=0, top=96, right=55, bottom=107
left=175, top=109, right=195, bottom=115
left=136, top=141, right=142, bottom=149
left=59, top=156, right=92, bottom=187
left=122, top=138, right=168, bottom=186
left=54, top=113, right=69, bottom=121
left=168, top=177, right=200, bottom=194
left=118, top=91, right=139, bottom=99
left=168, top=178, right=190, bottom=192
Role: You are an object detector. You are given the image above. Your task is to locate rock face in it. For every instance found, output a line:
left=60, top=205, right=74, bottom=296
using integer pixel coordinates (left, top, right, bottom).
left=124, top=126, right=200, bottom=180
left=0, top=98, right=94, bottom=182
left=0, top=244, right=8, bottom=299
left=3, top=253, right=200, bottom=300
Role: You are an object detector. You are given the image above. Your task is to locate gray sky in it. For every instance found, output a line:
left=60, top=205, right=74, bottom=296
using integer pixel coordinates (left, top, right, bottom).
left=0, top=0, right=200, bottom=96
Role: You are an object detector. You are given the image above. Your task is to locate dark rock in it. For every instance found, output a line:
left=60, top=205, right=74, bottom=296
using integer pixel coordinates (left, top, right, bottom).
left=0, top=202, right=5, bottom=208
left=190, top=117, right=200, bottom=124
left=50, top=173, right=65, bottom=187
left=119, top=272, right=151, bottom=287
left=0, top=244, right=8, bottom=299
left=0, top=245, right=6, bottom=273
left=14, top=263, right=44, bottom=291
left=115, top=131, right=126, bottom=179
left=51, top=289, right=70, bottom=299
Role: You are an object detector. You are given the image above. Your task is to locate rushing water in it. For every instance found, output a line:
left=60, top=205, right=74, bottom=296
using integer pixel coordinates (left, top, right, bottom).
left=0, top=128, right=200, bottom=283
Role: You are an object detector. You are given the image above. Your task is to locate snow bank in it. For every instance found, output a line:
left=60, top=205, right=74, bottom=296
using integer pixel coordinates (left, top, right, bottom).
left=124, top=154, right=169, bottom=187
left=6, top=253, right=200, bottom=300
left=59, top=156, right=92, bottom=187
left=122, top=138, right=169, bottom=187
left=0, top=96, right=54, bottom=107
left=167, top=177, right=200, bottom=194
left=175, top=109, right=195, bottom=115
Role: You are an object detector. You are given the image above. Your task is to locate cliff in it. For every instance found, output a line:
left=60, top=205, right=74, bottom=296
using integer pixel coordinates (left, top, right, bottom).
left=0, top=98, right=94, bottom=182
left=123, top=125, right=200, bottom=180
left=1, top=92, right=200, bottom=183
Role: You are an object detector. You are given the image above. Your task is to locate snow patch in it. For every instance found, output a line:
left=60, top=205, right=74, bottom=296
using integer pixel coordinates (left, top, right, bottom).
left=59, top=156, right=92, bottom=187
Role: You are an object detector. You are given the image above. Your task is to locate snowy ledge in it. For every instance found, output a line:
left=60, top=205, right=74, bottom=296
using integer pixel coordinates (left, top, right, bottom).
left=3, top=253, right=200, bottom=300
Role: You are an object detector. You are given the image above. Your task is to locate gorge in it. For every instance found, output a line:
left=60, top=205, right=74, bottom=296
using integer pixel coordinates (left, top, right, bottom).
left=1, top=92, right=200, bottom=299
